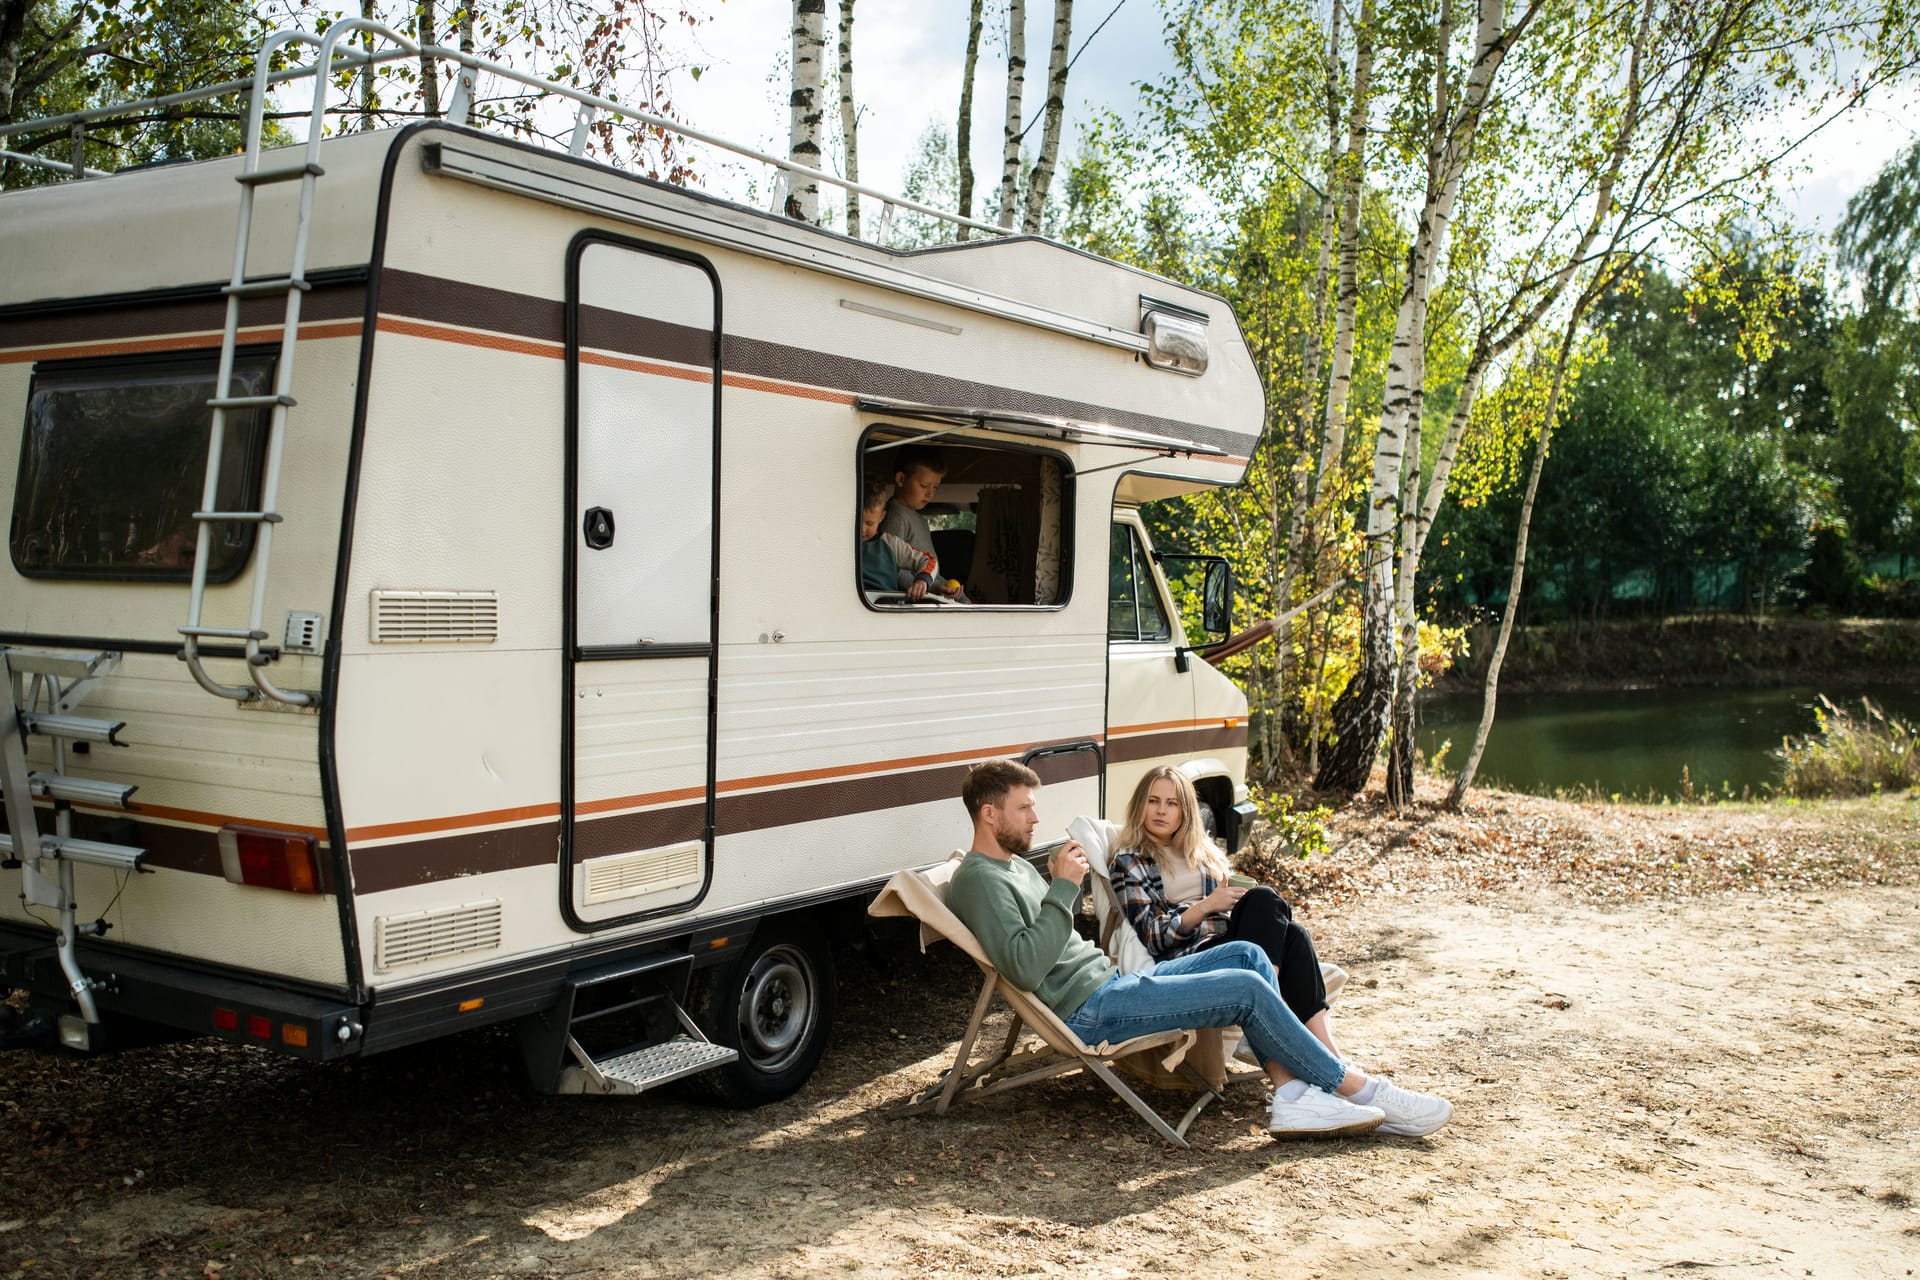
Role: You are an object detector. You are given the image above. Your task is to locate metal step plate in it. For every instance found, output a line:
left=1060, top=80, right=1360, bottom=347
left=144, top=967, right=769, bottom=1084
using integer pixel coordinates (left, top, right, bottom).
left=560, top=1038, right=738, bottom=1096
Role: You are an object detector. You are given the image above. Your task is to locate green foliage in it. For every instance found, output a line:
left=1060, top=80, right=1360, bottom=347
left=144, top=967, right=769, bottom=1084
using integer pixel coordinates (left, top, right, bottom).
left=2, top=0, right=276, bottom=185
left=1777, top=695, right=1919, bottom=798
left=1838, top=138, right=1920, bottom=314
left=1241, top=788, right=1333, bottom=867
left=1427, top=228, right=1918, bottom=624
left=1, top=1, right=710, bottom=184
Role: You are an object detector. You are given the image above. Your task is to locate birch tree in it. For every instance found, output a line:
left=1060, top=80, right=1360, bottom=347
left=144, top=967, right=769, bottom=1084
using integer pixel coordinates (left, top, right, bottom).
left=787, top=0, right=827, bottom=222
left=1314, top=0, right=1540, bottom=797
left=415, top=0, right=439, bottom=117
left=995, top=0, right=1025, bottom=229
left=955, top=0, right=983, bottom=238
left=838, top=0, right=859, bottom=237
left=1019, top=0, right=1072, bottom=233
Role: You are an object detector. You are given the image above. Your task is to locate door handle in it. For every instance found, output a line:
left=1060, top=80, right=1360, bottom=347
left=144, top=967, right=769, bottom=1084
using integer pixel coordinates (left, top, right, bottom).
left=583, top=506, right=615, bottom=550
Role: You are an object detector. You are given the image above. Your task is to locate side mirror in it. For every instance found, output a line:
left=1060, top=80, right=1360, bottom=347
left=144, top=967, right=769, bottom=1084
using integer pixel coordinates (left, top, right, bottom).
left=1201, top=560, right=1233, bottom=637
left=1155, top=553, right=1233, bottom=642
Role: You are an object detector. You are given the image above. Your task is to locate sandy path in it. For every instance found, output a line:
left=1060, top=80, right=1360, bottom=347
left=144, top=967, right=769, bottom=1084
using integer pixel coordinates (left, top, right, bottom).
left=5, top=882, right=1917, bottom=1279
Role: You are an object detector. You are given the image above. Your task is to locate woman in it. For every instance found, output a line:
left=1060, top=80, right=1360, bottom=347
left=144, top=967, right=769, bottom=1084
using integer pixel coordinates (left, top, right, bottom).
left=1109, top=766, right=1340, bottom=1058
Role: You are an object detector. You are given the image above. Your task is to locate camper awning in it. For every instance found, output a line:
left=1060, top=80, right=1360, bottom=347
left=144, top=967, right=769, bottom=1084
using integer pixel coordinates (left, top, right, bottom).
left=856, top=397, right=1227, bottom=458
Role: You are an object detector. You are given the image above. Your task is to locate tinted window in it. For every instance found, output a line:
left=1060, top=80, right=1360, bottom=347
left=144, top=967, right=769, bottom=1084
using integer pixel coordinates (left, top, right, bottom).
left=11, top=352, right=275, bottom=581
left=1108, top=523, right=1170, bottom=642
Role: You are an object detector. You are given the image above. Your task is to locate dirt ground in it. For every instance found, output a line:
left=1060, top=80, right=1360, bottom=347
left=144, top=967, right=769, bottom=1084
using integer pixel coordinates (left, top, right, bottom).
left=5, top=787, right=1918, bottom=1280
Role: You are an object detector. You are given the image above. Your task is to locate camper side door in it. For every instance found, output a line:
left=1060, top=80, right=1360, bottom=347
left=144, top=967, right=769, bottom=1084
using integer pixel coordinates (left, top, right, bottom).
left=561, top=235, right=722, bottom=928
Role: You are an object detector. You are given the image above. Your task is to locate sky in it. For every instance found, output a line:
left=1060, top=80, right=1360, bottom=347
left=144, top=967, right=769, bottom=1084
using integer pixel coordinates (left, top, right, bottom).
left=663, top=0, right=1920, bottom=242
left=666, top=0, right=1178, bottom=211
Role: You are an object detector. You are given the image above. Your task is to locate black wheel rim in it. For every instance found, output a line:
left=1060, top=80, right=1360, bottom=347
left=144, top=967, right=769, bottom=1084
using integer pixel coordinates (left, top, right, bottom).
left=735, top=943, right=817, bottom=1072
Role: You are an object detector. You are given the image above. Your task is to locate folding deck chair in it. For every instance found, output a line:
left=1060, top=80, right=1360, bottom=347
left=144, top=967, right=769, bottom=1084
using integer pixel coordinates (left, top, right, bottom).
left=868, top=857, right=1236, bottom=1149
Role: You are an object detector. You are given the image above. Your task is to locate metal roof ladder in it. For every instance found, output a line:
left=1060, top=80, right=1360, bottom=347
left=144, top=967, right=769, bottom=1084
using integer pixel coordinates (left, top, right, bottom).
left=0, top=647, right=146, bottom=1034
left=178, top=49, right=328, bottom=709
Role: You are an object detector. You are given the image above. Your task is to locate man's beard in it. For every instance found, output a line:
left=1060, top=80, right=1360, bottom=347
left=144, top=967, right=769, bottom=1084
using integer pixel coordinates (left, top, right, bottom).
left=994, top=818, right=1032, bottom=856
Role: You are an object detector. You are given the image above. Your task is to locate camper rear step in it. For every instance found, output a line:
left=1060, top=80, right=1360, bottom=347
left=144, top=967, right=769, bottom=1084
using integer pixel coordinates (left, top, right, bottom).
left=561, top=1037, right=738, bottom=1096
left=519, top=950, right=739, bottom=1096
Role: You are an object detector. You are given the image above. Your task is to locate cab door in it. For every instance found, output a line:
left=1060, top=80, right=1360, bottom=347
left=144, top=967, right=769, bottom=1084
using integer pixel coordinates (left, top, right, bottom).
left=1104, top=514, right=1193, bottom=813
left=561, top=235, right=720, bottom=928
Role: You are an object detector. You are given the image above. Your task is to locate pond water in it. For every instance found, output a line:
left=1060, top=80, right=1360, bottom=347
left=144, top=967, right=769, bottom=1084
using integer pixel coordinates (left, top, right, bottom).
left=1415, top=684, right=1920, bottom=799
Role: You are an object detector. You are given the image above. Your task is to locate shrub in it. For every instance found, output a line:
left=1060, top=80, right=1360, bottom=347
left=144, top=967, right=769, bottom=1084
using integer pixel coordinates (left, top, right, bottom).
left=1776, top=695, right=1919, bottom=798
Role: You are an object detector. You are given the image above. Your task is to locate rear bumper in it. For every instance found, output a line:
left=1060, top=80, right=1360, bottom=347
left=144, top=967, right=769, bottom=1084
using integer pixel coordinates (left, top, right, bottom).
left=0, top=921, right=364, bottom=1060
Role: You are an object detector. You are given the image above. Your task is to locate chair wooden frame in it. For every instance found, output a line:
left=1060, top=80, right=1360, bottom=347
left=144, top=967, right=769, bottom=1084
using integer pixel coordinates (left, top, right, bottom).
left=870, top=858, right=1237, bottom=1149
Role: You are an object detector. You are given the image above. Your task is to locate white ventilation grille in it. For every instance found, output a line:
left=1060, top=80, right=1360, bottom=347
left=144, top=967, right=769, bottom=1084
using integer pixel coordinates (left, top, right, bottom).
left=583, top=841, right=703, bottom=906
left=375, top=899, right=503, bottom=971
left=370, top=590, right=499, bottom=643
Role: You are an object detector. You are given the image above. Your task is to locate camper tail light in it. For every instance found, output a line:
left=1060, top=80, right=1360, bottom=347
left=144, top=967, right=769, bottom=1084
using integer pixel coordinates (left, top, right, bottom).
left=218, top=824, right=321, bottom=894
left=210, top=1006, right=312, bottom=1048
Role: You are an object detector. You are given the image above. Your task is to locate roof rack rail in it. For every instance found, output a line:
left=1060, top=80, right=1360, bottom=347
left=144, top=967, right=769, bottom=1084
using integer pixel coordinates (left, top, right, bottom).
left=0, top=21, right=1009, bottom=245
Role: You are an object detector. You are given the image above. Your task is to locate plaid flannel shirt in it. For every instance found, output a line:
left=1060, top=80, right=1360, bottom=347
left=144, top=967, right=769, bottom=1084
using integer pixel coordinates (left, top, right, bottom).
left=1109, top=846, right=1231, bottom=960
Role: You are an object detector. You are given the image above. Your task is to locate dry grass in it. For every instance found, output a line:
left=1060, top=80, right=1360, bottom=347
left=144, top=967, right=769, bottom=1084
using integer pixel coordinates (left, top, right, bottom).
left=1778, top=695, right=1920, bottom=798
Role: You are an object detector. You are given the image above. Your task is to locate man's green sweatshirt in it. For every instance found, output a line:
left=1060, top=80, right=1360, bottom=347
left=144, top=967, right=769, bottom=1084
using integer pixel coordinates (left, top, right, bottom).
left=947, top=850, right=1114, bottom=1019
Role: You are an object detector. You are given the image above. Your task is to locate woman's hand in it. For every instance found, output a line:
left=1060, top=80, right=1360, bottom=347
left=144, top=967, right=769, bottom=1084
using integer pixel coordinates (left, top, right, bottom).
left=1199, top=883, right=1248, bottom=916
left=1179, top=883, right=1246, bottom=932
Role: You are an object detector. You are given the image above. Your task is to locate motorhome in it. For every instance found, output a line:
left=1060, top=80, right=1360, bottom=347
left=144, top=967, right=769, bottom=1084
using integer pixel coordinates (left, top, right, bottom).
left=0, top=24, right=1264, bottom=1103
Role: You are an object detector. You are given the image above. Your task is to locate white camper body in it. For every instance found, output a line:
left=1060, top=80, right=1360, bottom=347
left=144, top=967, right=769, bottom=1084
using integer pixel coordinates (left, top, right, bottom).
left=1, top=52, right=1263, bottom=1099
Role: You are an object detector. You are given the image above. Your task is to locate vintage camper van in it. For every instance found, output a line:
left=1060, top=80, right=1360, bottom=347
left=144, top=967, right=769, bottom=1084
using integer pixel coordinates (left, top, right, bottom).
left=0, top=26, right=1264, bottom=1103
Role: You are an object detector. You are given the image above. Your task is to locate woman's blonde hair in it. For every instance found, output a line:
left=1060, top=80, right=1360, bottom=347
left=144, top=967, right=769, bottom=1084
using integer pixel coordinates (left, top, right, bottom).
left=1116, top=766, right=1228, bottom=880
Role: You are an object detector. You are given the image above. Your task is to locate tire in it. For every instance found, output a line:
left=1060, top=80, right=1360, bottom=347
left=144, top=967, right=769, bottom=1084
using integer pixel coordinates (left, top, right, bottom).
left=686, top=920, right=836, bottom=1107
left=1198, top=799, right=1221, bottom=840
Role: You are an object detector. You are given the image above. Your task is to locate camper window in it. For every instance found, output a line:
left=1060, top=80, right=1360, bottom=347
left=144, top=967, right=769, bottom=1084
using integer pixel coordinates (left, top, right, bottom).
left=1108, top=523, right=1171, bottom=642
left=860, top=435, right=1069, bottom=608
left=10, top=351, right=276, bottom=582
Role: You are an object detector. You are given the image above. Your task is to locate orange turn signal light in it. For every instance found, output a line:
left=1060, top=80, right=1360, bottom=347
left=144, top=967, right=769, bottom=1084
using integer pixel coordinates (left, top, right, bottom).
left=218, top=825, right=321, bottom=894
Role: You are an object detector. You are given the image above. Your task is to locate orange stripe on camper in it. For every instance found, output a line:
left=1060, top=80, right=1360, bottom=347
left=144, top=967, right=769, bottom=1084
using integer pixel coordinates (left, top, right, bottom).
left=1108, top=716, right=1247, bottom=737
left=0, top=320, right=363, bottom=365
left=343, top=737, right=1105, bottom=846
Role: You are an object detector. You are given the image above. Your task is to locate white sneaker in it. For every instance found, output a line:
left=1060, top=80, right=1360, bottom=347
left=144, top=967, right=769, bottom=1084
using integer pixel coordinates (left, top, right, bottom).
left=1366, top=1078, right=1452, bottom=1137
left=1267, top=1087, right=1386, bottom=1139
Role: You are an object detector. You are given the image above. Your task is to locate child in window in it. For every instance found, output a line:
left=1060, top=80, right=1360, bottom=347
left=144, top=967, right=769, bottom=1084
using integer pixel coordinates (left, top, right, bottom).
left=861, top=477, right=937, bottom=601
left=880, top=445, right=945, bottom=564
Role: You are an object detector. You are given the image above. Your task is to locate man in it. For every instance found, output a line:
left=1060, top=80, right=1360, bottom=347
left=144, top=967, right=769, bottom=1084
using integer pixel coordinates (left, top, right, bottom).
left=946, top=759, right=1451, bottom=1139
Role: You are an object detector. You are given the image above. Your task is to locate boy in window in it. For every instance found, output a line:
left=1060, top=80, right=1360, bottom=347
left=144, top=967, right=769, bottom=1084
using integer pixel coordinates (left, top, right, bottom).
left=861, top=477, right=938, bottom=601
left=880, top=445, right=945, bottom=565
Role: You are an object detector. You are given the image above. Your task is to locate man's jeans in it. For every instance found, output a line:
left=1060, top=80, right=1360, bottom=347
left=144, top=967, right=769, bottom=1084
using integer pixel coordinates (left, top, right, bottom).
left=1063, top=940, right=1345, bottom=1092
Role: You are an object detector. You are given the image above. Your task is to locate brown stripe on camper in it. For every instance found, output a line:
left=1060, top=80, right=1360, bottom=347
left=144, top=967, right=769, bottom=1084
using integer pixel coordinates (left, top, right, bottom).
left=371, top=268, right=1246, bottom=454
left=716, top=742, right=1100, bottom=837
left=574, top=803, right=706, bottom=860
left=0, top=280, right=367, bottom=361
left=341, top=736, right=1103, bottom=889
left=1106, top=723, right=1248, bottom=765
left=348, top=820, right=560, bottom=894
left=4, top=805, right=338, bottom=894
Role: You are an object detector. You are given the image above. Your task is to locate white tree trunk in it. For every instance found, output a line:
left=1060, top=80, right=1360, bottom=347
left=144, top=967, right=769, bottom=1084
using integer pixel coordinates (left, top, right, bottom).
left=1274, top=0, right=1347, bottom=738
left=1317, top=0, right=1530, bottom=795
left=1449, top=312, right=1584, bottom=808
left=996, top=0, right=1026, bottom=230
left=417, top=0, right=440, bottom=118
left=1020, top=0, right=1072, bottom=234
left=956, top=0, right=984, bottom=239
left=838, top=0, right=859, bottom=238
left=360, top=0, right=378, bottom=130
left=1312, top=0, right=1375, bottom=498
left=788, top=0, right=828, bottom=223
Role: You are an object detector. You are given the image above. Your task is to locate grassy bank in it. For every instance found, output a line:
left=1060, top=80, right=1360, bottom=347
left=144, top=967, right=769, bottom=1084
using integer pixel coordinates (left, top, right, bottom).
left=1433, top=615, right=1920, bottom=692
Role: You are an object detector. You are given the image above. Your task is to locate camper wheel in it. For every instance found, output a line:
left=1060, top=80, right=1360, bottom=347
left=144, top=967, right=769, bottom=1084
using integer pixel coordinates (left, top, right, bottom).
left=688, top=920, right=836, bottom=1107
